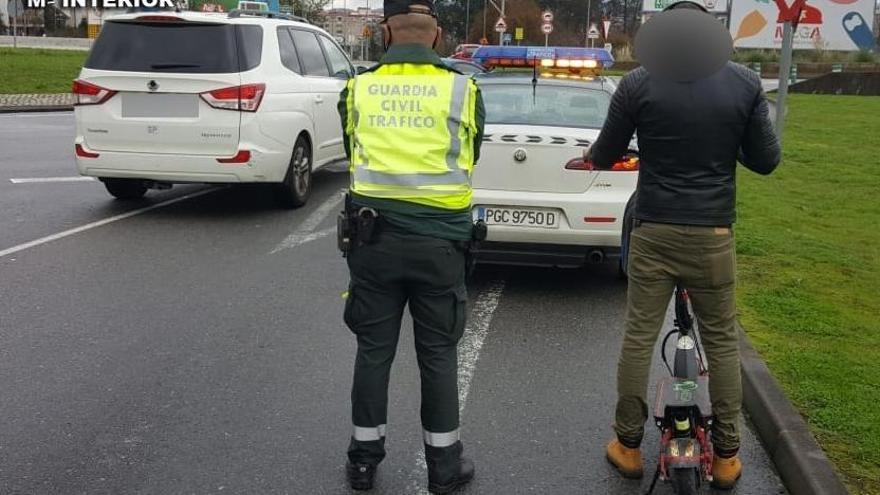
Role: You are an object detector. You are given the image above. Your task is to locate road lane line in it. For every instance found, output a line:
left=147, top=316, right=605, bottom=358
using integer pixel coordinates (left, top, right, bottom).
left=0, top=188, right=221, bottom=259
left=273, top=226, right=335, bottom=250
left=10, top=177, right=97, bottom=184
left=270, top=189, right=345, bottom=254
left=407, top=279, right=507, bottom=494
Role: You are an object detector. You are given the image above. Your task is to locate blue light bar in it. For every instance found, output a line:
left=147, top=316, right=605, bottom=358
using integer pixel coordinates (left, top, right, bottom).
left=471, top=46, right=615, bottom=69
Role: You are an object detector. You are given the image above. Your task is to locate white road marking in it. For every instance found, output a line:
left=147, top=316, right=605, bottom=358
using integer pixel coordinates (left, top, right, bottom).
left=407, top=279, right=507, bottom=494
left=0, top=188, right=221, bottom=259
left=273, top=226, right=335, bottom=250
left=270, top=189, right=345, bottom=254
left=10, top=177, right=96, bottom=184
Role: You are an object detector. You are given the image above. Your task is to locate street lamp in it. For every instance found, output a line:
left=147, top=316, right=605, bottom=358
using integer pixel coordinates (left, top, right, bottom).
left=464, top=0, right=470, bottom=44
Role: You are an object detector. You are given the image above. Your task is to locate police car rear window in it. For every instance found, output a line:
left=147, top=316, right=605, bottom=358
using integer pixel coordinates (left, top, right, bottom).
left=481, top=83, right=611, bottom=129
left=85, top=22, right=263, bottom=73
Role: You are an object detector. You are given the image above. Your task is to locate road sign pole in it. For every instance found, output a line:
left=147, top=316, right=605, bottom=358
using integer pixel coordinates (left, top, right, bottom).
left=585, top=0, right=591, bottom=48
left=545, top=33, right=548, bottom=46
left=499, top=0, right=505, bottom=45
left=775, top=20, right=794, bottom=147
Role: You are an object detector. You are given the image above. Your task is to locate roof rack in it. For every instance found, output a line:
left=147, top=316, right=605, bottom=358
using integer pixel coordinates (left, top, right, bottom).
left=227, top=9, right=309, bottom=23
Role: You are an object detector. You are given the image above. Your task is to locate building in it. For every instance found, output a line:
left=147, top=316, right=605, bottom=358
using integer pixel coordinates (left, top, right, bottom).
left=323, top=6, right=383, bottom=59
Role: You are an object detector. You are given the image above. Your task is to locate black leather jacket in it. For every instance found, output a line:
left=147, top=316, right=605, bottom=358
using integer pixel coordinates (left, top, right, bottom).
left=591, top=62, right=781, bottom=226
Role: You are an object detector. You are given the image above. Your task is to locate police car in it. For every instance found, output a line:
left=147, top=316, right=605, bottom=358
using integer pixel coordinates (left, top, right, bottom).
left=73, top=9, right=356, bottom=207
left=470, top=46, right=637, bottom=270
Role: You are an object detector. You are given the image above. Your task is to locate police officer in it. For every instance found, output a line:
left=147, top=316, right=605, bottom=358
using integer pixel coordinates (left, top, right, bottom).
left=337, top=0, right=485, bottom=492
left=589, top=1, right=781, bottom=489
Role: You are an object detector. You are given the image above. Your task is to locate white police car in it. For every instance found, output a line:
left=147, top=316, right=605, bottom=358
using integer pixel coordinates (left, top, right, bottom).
left=470, top=46, right=638, bottom=270
left=73, top=10, right=356, bottom=207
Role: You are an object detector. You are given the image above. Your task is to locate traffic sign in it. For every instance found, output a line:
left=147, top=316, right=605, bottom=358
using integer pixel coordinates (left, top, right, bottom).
left=542, top=11, right=553, bottom=23
left=588, top=24, right=600, bottom=40
left=515, top=27, right=524, bottom=41
left=495, top=17, right=507, bottom=33
left=542, top=23, right=553, bottom=35
left=503, top=33, right=513, bottom=45
left=603, top=20, right=611, bottom=39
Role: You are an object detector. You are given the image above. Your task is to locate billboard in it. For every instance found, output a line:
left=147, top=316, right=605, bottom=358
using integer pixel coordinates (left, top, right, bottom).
left=642, top=0, right=729, bottom=13
left=730, top=0, right=877, bottom=52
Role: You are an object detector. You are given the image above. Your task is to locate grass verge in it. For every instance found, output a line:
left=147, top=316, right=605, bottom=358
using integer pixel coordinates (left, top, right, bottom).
left=737, top=94, right=880, bottom=495
left=0, top=48, right=87, bottom=94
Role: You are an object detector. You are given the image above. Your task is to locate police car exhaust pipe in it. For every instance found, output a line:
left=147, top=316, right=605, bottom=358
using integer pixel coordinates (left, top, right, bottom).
left=587, top=249, right=605, bottom=264
left=144, top=181, right=172, bottom=191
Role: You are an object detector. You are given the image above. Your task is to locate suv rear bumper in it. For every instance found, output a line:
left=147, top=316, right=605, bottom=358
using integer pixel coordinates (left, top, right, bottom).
left=75, top=140, right=290, bottom=184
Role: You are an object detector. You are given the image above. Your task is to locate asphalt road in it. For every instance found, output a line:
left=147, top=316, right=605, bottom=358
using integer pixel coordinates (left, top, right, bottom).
left=0, top=112, right=785, bottom=494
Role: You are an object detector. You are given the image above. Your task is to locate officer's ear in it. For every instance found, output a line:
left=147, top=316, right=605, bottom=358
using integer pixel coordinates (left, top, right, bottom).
left=382, top=23, right=392, bottom=50
left=433, top=26, right=442, bottom=50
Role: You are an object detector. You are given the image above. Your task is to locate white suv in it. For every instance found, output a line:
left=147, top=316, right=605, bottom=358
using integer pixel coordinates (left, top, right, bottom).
left=73, top=11, right=355, bottom=207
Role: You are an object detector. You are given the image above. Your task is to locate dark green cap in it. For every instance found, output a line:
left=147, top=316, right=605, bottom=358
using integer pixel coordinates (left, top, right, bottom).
left=383, top=0, right=436, bottom=20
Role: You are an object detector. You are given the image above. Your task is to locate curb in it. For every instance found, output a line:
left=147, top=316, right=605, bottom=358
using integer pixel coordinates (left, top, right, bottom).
left=0, top=105, right=74, bottom=113
left=739, top=325, right=849, bottom=495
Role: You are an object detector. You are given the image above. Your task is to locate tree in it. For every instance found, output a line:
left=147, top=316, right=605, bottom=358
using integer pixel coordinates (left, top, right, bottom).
left=435, top=0, right=640, bottom=51
left=280, top=0, right=330, bottom=23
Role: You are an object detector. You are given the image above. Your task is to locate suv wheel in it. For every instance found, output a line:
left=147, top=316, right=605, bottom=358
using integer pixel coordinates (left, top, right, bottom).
left=104, top=178, right=147, bottom=200
left=276, top=135, right=312, bottom=208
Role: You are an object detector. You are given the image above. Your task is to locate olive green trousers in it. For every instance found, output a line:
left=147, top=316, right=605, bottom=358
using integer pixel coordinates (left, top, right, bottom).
left=615, top=221, right=741, bottom=456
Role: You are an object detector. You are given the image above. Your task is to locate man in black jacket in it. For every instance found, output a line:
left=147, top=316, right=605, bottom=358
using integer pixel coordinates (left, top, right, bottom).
left=591, top=1, right=781, bottom=489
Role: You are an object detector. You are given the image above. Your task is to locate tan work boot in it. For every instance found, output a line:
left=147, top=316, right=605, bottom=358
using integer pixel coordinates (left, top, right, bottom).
left=606, top=439, right=644, bottom=479
left=712, top=454, right=742, bottom=489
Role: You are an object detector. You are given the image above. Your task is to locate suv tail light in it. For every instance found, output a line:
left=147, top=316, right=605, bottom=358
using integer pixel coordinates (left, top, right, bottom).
left=136, top=15, right=184, bottom=22
left=75, top=143, right=99, bottom=158
left=200, top=83, right=266, bottom=112
left=565, top=152, right=640, bottom=172
left=216, top=150, right=251, bottom=164
left=72, top=80, right=117, bottom=105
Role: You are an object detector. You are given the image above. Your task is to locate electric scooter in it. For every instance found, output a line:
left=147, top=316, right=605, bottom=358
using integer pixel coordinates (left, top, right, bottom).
left=645, top=287, right=713, bottom=495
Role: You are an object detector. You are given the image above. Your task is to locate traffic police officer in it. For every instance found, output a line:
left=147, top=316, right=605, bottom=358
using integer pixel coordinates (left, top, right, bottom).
left=337, top=0, right=485, bottom=492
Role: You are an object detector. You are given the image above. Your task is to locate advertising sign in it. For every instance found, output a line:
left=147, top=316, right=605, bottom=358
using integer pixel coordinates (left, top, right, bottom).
left=730, top=0, right=877, bottom=52
left=642, top=0, right=728, bottom=13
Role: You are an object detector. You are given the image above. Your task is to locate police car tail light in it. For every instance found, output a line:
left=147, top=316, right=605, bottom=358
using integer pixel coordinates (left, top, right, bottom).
left=72, top=80, right=117, bottom=106
left=565, top=157, right=593, bottom=171
left=200, top=83, right=266, bottom=112
left=611, top=156, right=640, bottom=171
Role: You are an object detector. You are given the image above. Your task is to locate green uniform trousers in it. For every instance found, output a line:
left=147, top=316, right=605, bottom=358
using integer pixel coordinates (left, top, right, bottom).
left=345, top=228, right=468, bottom=465
left=615, top=221, right=741, bottom=456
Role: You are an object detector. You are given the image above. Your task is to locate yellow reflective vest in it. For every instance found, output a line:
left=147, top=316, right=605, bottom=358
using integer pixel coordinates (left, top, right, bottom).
left=342, top=63, right=480, bottom=211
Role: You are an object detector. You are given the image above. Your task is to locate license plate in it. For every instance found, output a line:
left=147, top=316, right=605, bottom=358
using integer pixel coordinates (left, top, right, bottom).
left=475, top=206, right=560, bottom=229
left=122, top=93, right=199, bottom=118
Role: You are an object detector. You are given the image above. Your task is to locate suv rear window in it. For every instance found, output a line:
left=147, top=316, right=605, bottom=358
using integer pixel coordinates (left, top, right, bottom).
left=85, top=21, right=263, bottom=73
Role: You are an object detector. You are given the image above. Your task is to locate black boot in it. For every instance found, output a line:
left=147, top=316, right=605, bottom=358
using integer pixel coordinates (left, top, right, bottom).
left=425, top=441, right=475, bottom=494
left=346, top=462, right=376, bottom=491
